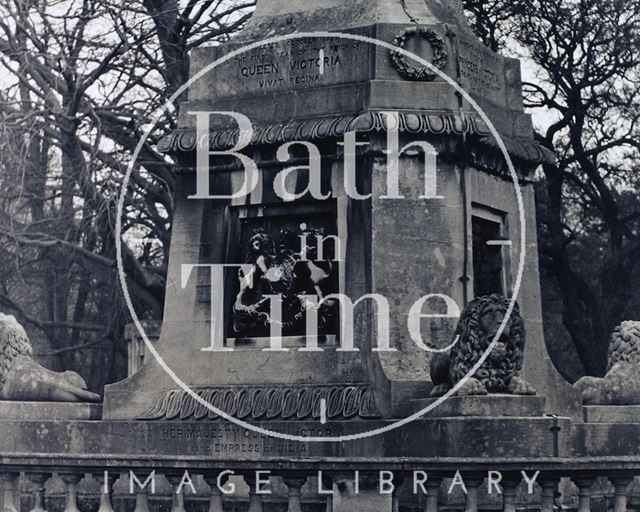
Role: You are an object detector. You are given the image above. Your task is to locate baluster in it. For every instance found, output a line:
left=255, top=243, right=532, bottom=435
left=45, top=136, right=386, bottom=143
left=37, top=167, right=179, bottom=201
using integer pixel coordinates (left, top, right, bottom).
left=424, top=476, right=442, bottom=512
left=325, top=492, right=333, bottom=512
left=134, top=488, right=150, bottom=512
left=321, top=474, right=333, bottom=512
left=27, top=474, right=50, bottom=512
left=540, top=478, right=559, bottom=512
left=167, top=475, right=187, bottom=512
left=612, top=477, right=633, bottom=512
left=60, top=474, right=82, bottom=512
left=12, top=474, right=20, bottom=512
left=203, top=473, right=224, bottom=512
left=502, top=477, right=519, bottom=512
left=0, top=473, right=19, bottom=512
left=574, top=477, right=595, bottom=512
left=248, top=490, right=264, bottom=512
left=391, top=475, right=404, bottom=512
left=247, top=485, right=264, bottom=512
left=93, top=472, right=118, bottom=512
left=464, top=478, right=482, bottom=512
left=283, top=476, right=307, bottom=512
left=244, top=473, right=266, bottom=512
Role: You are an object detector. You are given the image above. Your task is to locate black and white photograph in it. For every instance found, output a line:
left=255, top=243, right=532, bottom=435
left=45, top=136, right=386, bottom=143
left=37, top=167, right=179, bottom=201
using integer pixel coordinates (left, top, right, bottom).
left=0, top=0, right=638, bottom=510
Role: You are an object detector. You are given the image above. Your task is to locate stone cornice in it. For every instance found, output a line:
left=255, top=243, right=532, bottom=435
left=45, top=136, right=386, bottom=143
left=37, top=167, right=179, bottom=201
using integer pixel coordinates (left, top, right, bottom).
left=158, top=111, right=555, bottom=167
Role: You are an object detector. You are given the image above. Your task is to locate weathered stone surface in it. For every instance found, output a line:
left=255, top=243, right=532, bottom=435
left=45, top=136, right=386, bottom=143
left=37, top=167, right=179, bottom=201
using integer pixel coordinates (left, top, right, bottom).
left=249, top=0, right=467, bottom=26
left=332, top=481, right=392, bottom=512
left=575, top=321, right=640, bottom=405
left=582, top=405, right=640, bottom=424
left=136, top=384, right=382, bottom=421
left=0, top=417, right=573, bottom=460
left=0, top=401, right=101, bottom=420
left=408, top=395, right=546, bottom=418
left=429, top=295, right=536, bottom=398
left=0, top=313, right=101, bottom=403
left=104, top=0, right=581, bottom=424
left=573, top=422, right=640, bottom=457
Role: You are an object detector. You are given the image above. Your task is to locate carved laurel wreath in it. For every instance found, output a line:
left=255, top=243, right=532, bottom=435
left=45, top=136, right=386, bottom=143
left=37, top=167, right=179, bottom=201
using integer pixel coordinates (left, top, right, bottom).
left=390, top=27, right=448, bottom=81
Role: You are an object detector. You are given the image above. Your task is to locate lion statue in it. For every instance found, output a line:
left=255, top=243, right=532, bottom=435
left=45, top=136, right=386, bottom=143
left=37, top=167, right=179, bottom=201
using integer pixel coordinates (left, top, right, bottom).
left=0, top=313, right=100, bottom=402
left=430, top=295, right=536, bottom=397
left=574, top=321, right=640, bottom=405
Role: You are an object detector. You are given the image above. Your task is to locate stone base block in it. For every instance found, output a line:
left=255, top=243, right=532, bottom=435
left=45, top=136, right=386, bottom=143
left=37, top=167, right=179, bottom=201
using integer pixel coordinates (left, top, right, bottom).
left=0, top=401, right=102, bottom=420
left=0, top=416, right=572, bottom=458
left=408, top=394, right=546, bottom=418
left=583, top=405, right=640, bottom=423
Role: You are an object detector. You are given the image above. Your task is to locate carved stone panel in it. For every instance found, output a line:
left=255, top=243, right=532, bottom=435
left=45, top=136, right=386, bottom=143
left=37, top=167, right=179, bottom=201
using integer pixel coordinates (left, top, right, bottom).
left=222, top=202, right=340, bottom=340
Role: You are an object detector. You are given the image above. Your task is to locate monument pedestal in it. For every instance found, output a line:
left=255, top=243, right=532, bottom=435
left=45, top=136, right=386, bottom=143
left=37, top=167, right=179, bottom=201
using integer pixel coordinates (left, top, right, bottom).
left=0, top=416, right=573, bottom=458
left=0, top=401, right=101, bottom=420
left=104, top=0, right=581, bottom=427
left=408, top=395, right=546, bottom=418
left=582, top=405, right=640, bottom=423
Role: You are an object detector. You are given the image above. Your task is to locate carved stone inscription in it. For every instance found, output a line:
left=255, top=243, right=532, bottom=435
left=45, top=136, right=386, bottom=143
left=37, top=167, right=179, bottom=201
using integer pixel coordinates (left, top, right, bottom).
left=214, top=37, right=368, bottom=96
left=457, top=37, right=506, bottom=101
left=122, top=423, right=343, bottom=456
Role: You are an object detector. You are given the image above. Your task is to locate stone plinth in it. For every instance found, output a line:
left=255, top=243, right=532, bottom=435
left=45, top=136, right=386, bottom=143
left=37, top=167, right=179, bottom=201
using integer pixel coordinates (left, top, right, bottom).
left=104, top=0, right=581, bottom=423
left=0, top=417, right=572, bottom=460
left=582, top=405, right=640, bottom=424
left=0, top=401, right=101, bottom=420
left=408, top=395, right=546, bottom=418
left=573, top=421, right=640, bottom=457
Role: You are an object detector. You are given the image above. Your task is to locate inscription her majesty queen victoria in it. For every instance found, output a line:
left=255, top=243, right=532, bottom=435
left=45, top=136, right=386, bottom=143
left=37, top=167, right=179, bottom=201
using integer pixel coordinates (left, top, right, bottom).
left=218, top=38, right=363, bottom=95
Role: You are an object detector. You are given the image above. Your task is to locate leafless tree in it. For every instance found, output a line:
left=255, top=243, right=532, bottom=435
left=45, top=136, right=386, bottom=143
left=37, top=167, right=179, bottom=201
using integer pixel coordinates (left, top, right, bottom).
left=0, top=0, right=255, bottom=390
left=464, top=0, right=640, bottom=377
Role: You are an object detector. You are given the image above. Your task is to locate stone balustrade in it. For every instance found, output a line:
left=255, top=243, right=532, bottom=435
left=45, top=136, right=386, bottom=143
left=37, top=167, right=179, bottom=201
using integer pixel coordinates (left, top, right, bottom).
left=1, top=462, right=639, bottom=512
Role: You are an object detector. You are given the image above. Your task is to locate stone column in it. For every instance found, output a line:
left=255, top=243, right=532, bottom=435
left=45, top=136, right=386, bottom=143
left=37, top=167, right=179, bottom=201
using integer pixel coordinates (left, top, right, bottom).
left=93, top=472, right=118, bottom=512
left=612, top=477, right=633, bottom=512
left=203, top=473, right=225, bottom=512
left=282, top=475, right=307, bottom=512
left=574, top=477, right=595, bottom=512
left=463, top=477, right=483, bottom=512
left=133, top=488, right=150, bottom=512
left=59, top=474, right=82, bottom=512
left=244, top=473, right=266, bottom=512
left=501, top=477, right=519, bottom=512
left=0, top=473, right=19, bottom=512
left=331, top=472, right=393, bottom=512
left=167, top=475, right=187, bottom=512
left=424, top=476, right=443, bottom=512
left=27, top=473, right=50, bottom=512
left=540, top=478, right=560, bottom=512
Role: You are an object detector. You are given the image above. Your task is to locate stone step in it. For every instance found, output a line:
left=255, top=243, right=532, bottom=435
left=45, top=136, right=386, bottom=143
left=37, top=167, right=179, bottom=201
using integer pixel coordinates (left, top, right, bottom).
left=407, top=394, right=547, bottom=418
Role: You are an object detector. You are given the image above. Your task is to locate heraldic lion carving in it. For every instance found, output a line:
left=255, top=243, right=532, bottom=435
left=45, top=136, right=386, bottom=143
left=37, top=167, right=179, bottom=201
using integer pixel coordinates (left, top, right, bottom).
left=574, top=321, right=640, bottom=405
left=430, top=295, right=536, bottom=397
left=0, top=313, right=100, bottom=402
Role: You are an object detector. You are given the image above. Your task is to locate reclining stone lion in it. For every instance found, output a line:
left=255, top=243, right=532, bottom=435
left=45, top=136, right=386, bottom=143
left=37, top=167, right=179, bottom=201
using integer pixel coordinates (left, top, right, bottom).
left=0, top=313, right=100, bottom=402
left=574, top=321, right=640, bottom=405
left=430, top=294, right=537, bottom=397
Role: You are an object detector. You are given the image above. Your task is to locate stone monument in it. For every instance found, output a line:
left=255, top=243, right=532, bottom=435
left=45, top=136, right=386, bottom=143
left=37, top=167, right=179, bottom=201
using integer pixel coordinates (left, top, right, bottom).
left=103, top=0, right=581, bottom=422
left=1, top=4, right=638, bottom=512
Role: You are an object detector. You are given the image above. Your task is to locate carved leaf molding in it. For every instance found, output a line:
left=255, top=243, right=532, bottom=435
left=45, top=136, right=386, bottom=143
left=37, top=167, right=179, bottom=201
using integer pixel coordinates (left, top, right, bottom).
left=138, top=384, right=382, bottom=421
